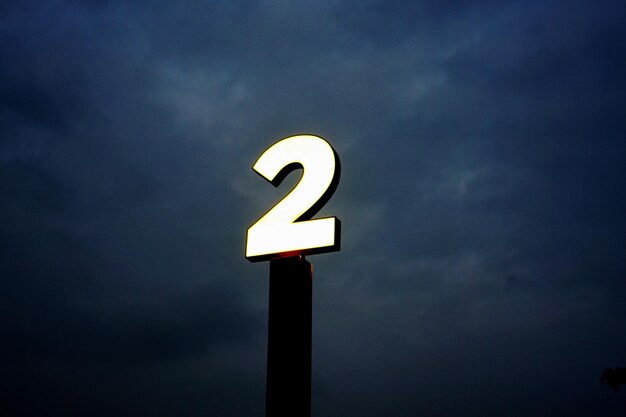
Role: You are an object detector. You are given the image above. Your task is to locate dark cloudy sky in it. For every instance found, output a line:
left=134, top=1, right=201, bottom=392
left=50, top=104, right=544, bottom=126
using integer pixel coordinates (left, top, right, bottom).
left=2, top=0, right=626, bottom=416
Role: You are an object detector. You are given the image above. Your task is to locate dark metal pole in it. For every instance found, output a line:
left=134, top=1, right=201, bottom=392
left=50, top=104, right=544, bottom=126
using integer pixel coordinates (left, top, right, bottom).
left=266, top=255, right=312, bottom=417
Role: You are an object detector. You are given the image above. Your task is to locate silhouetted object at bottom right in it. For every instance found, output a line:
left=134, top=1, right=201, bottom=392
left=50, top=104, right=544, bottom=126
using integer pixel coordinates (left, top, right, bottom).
left=601, top=367, right=626, bottom=391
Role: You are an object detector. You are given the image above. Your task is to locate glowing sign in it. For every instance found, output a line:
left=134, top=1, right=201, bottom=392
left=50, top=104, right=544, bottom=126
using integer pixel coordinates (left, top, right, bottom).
left=245, top=135, right=341, bottom=262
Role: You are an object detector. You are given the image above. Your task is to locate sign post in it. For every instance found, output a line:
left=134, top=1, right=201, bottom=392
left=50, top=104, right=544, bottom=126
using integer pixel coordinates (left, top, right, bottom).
left=245, top=135, right=341, bottom=417
left=266, top=256, right=312, bottom=417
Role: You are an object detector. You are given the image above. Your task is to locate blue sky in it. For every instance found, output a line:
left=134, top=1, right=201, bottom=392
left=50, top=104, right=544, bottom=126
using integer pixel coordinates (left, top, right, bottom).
left=1, top=1, right=626, bottom=415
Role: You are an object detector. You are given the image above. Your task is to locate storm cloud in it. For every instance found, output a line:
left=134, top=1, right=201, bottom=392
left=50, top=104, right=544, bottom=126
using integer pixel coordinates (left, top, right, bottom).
left=1, top=1, right=626, bottom=416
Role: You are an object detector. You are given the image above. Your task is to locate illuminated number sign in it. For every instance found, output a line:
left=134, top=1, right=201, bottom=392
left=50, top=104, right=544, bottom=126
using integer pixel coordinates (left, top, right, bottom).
left=245, top=135, right=341, bottom=262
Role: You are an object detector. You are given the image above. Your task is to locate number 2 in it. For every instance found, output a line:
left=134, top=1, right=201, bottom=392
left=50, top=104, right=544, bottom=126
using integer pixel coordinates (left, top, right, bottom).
left=245, top=135, right=341, bottom=262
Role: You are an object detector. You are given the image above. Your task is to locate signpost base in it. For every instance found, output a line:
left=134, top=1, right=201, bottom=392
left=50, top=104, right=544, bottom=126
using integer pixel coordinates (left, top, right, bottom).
left=266, top=255, right=312, bottom=417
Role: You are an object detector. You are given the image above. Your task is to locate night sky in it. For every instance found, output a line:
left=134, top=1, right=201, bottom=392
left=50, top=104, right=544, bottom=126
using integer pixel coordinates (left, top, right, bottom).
left=2, top=1, right=626, bottom=416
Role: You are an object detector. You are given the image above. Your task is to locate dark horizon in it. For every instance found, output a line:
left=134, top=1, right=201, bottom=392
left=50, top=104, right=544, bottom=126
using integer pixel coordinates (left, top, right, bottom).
left=2, top=1, right=626, bottom=416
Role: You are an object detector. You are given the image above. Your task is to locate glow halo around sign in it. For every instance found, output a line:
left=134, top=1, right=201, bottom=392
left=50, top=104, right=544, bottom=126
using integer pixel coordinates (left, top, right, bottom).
left=245, top=135, right=341, bottom=262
